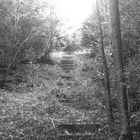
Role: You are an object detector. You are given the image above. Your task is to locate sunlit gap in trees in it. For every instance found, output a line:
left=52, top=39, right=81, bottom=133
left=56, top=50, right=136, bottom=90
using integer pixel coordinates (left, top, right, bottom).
left=52, top=0, right=97, bottom=35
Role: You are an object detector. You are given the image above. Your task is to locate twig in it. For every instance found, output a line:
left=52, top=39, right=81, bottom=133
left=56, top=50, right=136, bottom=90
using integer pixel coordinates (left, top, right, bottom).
left=49, top=117, right=56, bottom=129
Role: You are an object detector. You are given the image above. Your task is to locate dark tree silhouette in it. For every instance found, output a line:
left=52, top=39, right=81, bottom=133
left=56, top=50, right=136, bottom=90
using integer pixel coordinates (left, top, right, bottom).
left=109, top=0, right=133, bottom=139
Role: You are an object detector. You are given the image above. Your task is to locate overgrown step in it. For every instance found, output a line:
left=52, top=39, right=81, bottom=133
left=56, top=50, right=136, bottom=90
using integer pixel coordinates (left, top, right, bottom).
left=60, top=63, right=74, bottom=69
left=57, top=123, right=101, bottom=134
left=66, top=82, right=73, bottom=87
left=0, top=135, right=96, bottom=140
left=61, top=75, right=72, bottom=80
left=53, top=123, right=100, bottom=140
left=2, top=124, right=100, bottom=140
left=51, top=134, right=96, bottom=140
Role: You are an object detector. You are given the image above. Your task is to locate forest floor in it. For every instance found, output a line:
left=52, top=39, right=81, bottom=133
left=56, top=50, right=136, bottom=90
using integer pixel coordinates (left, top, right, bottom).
left=0, top=87, right=106, bottom=139
left=0, top=60, right=114, bottom=139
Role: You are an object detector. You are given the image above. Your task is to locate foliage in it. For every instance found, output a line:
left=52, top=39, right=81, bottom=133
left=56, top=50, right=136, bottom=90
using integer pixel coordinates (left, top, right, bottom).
left=0, top=0, right=60, bottom=89
left=80, top=0, right=140, bottom=139
left=0, top=0, right=140, bottom=139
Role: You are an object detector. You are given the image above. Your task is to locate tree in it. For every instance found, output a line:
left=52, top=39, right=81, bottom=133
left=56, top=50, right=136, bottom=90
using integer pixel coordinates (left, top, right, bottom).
left=0, top=0, right=59, bottom=89
left=109, top=0, right=133, bottom=139
left=96, top=0, right=114, bottom=127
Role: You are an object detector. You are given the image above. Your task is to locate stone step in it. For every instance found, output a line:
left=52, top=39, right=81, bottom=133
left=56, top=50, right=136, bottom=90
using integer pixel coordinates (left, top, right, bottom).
left=63, top=56, right=73, bottom=59
left=66, top=82, right=73, bottom=87
left=65, top=70, right=71, bottom=73
left=57, top=123, right=100, bottom=134
left=61, top=66, right=74, bottom=68
left=60, top=58, right=74, bottom=63
left=61, top=75, right=72, bottom=80
left=61, top=60, right=74, bottom=63
left=62, top=68, right=74, bottom=71
left=56, top=134, right=96, bottom=140
left=60, top=63, right=74, bottom=66
left=60, top=63, right=74, bottom=67
left=61, top=67, right=74, bottom=70
left=2, top=134, right=96, bottom=140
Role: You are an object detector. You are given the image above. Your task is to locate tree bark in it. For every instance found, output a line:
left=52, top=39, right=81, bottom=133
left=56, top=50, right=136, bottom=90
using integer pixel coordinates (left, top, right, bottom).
left=96, top=0, right=114, bottom=125
left=109, top=0, right=133, bottom=139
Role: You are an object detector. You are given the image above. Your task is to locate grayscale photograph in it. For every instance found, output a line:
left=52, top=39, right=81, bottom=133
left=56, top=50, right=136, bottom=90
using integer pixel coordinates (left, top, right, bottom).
left=0, top=0, right=139, bottom=139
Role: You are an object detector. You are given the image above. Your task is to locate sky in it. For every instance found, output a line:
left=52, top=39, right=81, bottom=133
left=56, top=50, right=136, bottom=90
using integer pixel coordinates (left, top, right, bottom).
left=53, top=0, right=96, bottom=35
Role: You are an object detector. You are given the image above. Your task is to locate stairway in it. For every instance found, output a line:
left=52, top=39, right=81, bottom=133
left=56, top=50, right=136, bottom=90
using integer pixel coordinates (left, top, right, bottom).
left=59, top=54, right=76, bottom=88
left=60, top=55, right=75, bottom=73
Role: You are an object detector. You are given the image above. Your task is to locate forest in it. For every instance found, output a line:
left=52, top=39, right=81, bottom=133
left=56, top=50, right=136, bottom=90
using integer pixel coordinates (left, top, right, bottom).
left=0, top=0, right=140, bottom=140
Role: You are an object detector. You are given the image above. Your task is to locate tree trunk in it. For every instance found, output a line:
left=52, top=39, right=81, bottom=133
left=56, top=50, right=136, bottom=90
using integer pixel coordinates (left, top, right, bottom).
left=109, top=0, right=133, bottom=139
left=0, top=70, right=6, bottom=89
left=96, top=0, right=114, bottom=126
